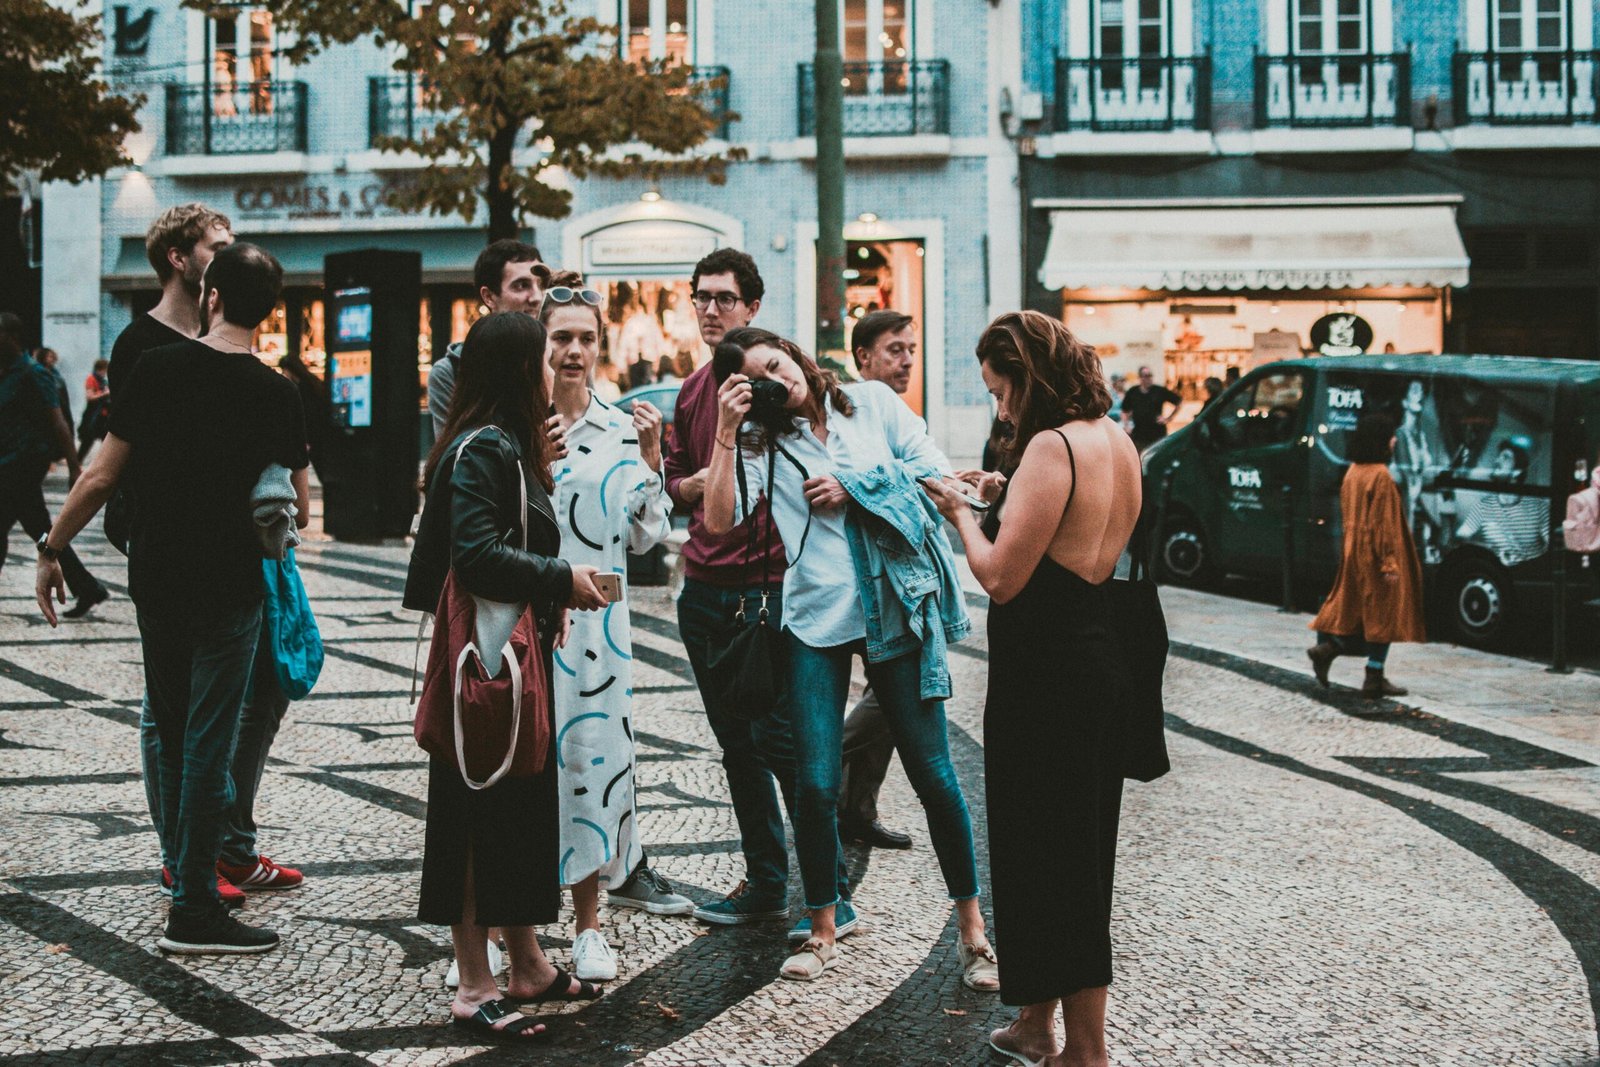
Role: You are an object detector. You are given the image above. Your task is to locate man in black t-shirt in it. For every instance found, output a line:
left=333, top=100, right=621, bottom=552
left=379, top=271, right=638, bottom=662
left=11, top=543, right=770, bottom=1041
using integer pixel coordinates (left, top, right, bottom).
left=1120, top=365, right=1182, bottom=451
left=37, top=244, right=306, bottom=956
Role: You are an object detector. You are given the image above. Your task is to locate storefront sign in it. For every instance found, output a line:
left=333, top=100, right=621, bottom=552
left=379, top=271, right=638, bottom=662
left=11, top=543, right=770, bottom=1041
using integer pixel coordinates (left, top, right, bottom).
left=1310, top=313, right=1374, bottom=357
left=1252, top=329, right=1303, bottom=365
left=1160, top=269, right=1361, bottom=291
left=589, top=233, right=719, bottom=268
left=230, top=178, right=422, bottom=223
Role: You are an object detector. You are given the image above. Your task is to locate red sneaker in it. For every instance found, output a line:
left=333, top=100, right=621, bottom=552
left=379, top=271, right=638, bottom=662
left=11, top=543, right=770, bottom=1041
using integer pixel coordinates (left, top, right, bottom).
left=160, top=866, right=246, bottom=908
left=216, top=855, right=304, bottom=891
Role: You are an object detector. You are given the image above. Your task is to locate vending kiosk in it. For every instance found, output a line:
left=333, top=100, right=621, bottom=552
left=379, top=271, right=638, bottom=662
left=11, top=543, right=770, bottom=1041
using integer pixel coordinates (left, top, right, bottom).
left=321, top=249, right=422, bottom=540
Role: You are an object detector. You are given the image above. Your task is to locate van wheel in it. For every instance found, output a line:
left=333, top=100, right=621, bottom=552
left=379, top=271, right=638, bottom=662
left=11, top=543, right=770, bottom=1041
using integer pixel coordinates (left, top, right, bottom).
left=1158, top=514, right=1216, bottom=586
left=1444, top=558, right=1513, bottom=647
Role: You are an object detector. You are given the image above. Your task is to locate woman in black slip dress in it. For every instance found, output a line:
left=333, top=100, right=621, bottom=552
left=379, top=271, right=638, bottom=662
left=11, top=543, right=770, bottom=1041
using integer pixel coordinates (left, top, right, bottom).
left=923, top=311, right=1141, bottom=1067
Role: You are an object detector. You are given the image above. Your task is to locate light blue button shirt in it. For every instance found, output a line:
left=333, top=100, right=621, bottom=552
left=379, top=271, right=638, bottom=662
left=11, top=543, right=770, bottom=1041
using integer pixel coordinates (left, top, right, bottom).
left=735, top=381, right=952, bottom=649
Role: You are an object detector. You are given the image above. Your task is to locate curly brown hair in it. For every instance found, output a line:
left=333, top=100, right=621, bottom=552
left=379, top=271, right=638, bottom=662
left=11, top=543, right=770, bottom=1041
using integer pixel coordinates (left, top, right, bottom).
left=712, top=327, right=853, bottom=452
left=976, top=311, right=1111, bottom=471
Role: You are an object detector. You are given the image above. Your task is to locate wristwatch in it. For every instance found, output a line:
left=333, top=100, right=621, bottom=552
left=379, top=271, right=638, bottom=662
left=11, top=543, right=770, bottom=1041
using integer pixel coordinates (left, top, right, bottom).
left=36, top=535, right=61, bottom=562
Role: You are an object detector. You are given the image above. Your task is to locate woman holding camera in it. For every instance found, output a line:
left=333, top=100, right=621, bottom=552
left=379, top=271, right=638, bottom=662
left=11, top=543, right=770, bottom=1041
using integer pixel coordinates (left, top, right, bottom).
left=539, top=275, right=689, bottom=986
left=405, top=312, right=610, bottom=1040
left=703, top=327, right=997, bottom=989
left=922, top=311, right=1140, bottom=1067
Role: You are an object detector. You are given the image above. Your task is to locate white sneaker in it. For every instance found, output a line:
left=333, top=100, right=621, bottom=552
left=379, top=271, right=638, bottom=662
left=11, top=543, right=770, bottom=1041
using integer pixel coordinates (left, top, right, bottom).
left=571, top=928, right=618, bottom=982
left=444, top=938, right=505, bottom=989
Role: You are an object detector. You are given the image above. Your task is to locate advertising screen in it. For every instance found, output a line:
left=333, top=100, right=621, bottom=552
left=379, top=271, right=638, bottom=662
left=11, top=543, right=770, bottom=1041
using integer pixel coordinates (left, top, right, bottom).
left=331, top=349, right=373, bottom=428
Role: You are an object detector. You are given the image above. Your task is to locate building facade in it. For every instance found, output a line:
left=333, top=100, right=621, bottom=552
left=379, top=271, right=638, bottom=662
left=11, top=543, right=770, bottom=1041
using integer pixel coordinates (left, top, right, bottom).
left=44, top=0, right=1016, bottom=458
left=1015, top=0, right=1600, bottom=406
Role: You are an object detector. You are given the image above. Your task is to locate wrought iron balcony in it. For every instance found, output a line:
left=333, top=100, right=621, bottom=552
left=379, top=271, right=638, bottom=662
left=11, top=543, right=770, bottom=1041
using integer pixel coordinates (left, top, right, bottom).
left=165, top=80, right=307, bottom=155
left=1053, top=55, right=1211, bottom=132
left=368, top=77, right=451, bottom=147
left=798, top=60, right=950, bottom=136
left=1254, top=53, right=1410, bottom=128
left=1453, top=50, right=1600, bottom=124
left=686, top=66, right=732, bottom=139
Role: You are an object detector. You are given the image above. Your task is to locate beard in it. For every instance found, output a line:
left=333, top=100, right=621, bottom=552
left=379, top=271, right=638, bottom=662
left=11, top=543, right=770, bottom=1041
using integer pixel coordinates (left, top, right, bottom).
left=182, top=256, right=207, bottom=297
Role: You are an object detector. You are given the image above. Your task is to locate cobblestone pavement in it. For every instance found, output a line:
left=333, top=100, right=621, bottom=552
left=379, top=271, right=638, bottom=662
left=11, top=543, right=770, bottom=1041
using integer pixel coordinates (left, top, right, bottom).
left=1, top=483, right=1597, bottom=1065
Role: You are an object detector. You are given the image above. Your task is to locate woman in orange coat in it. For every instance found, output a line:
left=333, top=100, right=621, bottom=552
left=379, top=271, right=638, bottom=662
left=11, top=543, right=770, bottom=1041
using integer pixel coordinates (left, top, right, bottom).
left=1308, top=412, right=1426, bottom=698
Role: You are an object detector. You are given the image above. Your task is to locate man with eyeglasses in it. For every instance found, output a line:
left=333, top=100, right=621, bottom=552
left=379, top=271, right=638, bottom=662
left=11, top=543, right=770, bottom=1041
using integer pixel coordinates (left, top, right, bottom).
left=665, top=249, right=805, bottom=927
left=428, top=239, right=547, bottom=438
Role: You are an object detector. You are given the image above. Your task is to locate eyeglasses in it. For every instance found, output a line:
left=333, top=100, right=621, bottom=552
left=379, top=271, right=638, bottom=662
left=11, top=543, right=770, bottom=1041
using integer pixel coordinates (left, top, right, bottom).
left=542, top=287, right=603, bottom=310
left=692, top=290, right=744, bottom=312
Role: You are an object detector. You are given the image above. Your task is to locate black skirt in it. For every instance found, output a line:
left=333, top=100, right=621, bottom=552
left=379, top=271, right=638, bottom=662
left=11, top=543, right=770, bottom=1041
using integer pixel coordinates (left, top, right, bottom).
left=985, top=557, right=1125, bottom=1006
left=417, top=712, right=561, bottom=927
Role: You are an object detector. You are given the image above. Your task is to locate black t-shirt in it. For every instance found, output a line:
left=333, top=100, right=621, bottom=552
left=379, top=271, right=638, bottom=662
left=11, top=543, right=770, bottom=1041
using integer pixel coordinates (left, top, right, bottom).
left=109, top=313, right=188, bottom=397
left=1122, top=385, right=1181, bottom=437
left=108, top=341, right=308, bottom=611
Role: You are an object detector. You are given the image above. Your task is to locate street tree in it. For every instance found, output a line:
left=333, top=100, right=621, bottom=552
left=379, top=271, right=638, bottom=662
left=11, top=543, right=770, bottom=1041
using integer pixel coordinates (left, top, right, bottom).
left=228, top=0, right=737, bottom=240
left=0, top=0, right=143, bottom=192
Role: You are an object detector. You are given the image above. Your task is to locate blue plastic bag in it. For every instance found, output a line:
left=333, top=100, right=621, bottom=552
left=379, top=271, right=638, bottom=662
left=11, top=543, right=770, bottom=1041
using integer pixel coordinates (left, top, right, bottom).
left=262, top=548, right=323, bottom=700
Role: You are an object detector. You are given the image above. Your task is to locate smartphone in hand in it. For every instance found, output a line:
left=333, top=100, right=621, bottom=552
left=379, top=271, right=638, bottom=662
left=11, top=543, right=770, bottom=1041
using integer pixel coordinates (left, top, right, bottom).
left=593, top=572, right=624, bottom=603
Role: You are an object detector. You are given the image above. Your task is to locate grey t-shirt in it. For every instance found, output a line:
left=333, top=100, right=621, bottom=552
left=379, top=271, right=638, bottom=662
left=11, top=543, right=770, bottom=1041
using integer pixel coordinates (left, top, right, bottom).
left=428, top=342, right=460, bottom=438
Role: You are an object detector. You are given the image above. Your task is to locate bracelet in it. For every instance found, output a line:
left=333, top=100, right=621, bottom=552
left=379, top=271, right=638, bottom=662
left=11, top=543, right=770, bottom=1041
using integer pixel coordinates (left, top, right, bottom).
left=716, top=436, right=737, bottom=451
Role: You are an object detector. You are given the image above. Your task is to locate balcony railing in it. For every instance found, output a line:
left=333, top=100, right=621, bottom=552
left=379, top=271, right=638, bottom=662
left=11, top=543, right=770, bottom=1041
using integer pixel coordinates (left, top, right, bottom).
left=166, top=80, right=307, bottom=155
left=1254, top=52, right=1410, bottom=127
left=798, top=60, right=950, bottom=136
left=686, top=66, right=732, bottom=139
left=368, top=77, right=451, bottom=147
left=1453, top=50, right=1600, bottom=124
left=1053, top=55, right=1211, bottom=132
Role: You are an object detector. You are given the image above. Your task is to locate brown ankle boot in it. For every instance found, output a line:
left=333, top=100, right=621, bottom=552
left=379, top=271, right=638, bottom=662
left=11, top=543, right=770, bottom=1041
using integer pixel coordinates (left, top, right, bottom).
left=1306, top=643, right=1337, bottom=688
left=1362, top=668, right=1407, bottom=699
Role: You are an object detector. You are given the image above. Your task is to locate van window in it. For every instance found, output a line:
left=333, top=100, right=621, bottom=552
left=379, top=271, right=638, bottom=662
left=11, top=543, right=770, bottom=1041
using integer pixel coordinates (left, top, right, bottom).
left=1212, top=372, right=1305, bottom=449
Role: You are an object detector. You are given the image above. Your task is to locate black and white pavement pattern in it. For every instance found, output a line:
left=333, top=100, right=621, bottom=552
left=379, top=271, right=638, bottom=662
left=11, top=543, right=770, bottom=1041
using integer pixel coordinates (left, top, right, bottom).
left=0, top=487, right=1597, bottom=1066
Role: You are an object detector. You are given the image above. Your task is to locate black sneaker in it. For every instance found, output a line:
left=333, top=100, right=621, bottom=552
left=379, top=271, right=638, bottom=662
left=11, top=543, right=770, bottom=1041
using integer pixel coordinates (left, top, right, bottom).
left=62, top=585, right=110, bottom=620
left=158, top=907, right=280, bottom=955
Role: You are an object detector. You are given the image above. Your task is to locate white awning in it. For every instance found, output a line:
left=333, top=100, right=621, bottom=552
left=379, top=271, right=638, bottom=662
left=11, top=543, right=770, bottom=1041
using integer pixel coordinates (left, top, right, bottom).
left=1038, top=200, right=1471, bottom=292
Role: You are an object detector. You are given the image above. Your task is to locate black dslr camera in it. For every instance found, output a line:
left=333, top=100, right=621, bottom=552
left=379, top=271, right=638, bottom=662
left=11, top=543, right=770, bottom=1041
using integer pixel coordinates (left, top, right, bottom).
left=748, top=379, right=789, bottom=417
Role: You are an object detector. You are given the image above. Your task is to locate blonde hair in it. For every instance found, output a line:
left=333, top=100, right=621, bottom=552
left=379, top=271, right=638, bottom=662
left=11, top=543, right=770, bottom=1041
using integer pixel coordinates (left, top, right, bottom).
left=145, top=203, right=232, bottom=282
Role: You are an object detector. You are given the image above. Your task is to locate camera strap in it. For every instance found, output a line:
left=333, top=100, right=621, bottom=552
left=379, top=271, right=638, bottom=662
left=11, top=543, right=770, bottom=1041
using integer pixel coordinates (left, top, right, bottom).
left=733, top=436, right=815, bottom=611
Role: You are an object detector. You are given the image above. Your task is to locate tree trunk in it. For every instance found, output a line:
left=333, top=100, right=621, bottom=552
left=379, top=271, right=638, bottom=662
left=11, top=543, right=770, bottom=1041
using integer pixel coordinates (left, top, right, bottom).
left=485, top=123, right=518, bottom=242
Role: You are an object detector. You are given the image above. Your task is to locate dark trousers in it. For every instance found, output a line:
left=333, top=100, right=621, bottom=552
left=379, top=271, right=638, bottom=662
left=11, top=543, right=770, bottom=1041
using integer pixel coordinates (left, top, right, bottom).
left=218, top=622, right=292, bottom=867
left=839, top=688, right=896, bottom=825
left=137, top=600, right=262, bottom=914
left=0, top=460, right=102, bottom=600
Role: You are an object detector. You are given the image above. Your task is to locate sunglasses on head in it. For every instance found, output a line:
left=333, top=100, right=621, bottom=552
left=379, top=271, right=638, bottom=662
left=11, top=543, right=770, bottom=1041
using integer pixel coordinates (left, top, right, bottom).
left=542, top=287, right=603, bottom=309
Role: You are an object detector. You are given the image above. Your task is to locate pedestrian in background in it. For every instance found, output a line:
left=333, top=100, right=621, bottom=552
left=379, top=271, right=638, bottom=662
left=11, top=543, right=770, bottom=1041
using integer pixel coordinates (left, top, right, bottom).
left=1308, top=412, right=1426, bottom=699
left=1119, top=365, right=1181, bottom=451
left=924, top=310, right=1141, bottom=1067
left=79, top=359, right=112, bottom=461
left=405, top=311, right=610, bottom=1040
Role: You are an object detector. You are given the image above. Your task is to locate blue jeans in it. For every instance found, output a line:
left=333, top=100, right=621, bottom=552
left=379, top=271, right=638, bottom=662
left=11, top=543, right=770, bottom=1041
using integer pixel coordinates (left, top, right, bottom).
left=136, top=600, right=262, bottom=913
left=677, top=579, right=848, bottom=904
left=142, top=619, right=291, bottom=871
left=787, top=634, right=979, bottom=910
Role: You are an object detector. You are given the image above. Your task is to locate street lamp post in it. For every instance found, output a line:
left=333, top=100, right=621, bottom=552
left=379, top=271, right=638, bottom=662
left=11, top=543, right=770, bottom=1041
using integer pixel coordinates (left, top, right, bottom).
left=814, top=0, right=846, bottom=361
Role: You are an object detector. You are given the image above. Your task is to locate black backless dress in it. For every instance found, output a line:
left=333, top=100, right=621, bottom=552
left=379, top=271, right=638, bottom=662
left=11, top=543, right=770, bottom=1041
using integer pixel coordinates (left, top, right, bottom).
left=984, top=429, right=1125, bottom=1006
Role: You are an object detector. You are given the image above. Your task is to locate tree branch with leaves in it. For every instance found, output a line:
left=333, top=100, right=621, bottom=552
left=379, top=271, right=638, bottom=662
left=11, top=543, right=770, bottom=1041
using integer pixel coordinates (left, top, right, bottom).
left=0, top=0, right=143, bottom=192
left=233, top=0, right=739, bottom=240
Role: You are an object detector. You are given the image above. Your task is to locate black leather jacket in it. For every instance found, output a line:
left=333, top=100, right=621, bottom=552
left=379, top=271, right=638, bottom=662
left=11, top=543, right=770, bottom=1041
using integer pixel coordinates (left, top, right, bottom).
left=404, top=425, right=571, bottom=634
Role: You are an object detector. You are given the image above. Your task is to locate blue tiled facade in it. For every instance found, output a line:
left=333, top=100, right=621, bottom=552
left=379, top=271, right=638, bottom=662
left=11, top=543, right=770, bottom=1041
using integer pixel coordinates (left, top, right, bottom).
left=87, top=0, right=1001, bottom=452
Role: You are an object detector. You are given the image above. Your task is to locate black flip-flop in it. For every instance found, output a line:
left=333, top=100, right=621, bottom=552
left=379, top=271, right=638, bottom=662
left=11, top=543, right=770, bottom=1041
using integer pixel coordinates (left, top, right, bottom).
left=506, top=966, right=603, bottom=1004
left=451, top=998, right=546, bottom=1041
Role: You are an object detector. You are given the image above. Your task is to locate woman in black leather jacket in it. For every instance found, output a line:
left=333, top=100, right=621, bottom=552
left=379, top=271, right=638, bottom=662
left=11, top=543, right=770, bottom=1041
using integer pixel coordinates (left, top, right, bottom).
left=405, top=312, right=607, bottom=1041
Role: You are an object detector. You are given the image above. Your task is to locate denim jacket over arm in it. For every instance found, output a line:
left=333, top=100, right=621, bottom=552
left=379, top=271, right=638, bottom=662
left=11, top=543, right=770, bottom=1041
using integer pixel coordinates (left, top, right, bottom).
left=835, top=461, right=971, bottom=702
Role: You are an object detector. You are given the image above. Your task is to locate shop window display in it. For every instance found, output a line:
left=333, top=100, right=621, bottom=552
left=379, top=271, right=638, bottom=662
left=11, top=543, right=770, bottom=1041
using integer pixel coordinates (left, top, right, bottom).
left=844, top=238, right=926, bottom=415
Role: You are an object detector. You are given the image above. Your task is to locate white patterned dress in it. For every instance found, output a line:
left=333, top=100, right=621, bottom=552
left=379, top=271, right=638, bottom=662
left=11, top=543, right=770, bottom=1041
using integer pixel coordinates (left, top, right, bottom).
left=551, top=393, right=672, bottom=888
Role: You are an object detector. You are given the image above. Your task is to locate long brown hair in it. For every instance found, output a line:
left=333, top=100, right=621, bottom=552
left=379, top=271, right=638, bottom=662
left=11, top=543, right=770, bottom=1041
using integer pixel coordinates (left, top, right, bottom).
left=976, top=311, right=1111, bottom=471
left=712, top=327, right=853, bottom=450
left=424, top=312, right=555, bottom=492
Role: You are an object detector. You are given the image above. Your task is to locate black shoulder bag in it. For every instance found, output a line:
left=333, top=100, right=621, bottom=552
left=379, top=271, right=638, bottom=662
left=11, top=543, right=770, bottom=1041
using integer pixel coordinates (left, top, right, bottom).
left=705, top=442, right=812, bottom=723
left=1107, top=497, right=1172, bottom=782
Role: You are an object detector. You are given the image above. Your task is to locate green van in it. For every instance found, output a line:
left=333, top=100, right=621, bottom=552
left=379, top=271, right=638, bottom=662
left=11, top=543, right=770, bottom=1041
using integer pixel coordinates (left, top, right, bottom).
left=1141, top=355, right=1600, bottom=647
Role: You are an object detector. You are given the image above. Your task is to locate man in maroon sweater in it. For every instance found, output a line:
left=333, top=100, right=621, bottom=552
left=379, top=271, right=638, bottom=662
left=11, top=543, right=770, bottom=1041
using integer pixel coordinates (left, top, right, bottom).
left=668, top=250, right=803, bottom=925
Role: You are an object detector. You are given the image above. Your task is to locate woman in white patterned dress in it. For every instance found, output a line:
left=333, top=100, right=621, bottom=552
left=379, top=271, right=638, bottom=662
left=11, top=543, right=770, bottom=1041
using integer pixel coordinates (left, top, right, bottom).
left=541, top=278, right=688, bottom=985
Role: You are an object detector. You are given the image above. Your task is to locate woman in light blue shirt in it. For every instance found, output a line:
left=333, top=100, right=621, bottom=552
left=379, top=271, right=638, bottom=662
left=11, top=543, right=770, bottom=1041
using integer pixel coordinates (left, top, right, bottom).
left=703, top=328, right=997, bottom=991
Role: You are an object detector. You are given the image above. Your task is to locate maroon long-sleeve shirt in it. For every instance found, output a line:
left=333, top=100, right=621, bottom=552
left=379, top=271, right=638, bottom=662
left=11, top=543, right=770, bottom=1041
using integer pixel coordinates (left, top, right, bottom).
left=665, top=362, right=787, bottom=588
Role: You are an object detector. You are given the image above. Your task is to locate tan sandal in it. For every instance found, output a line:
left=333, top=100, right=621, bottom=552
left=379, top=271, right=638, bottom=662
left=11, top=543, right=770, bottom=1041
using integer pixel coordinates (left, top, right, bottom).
left=779, top=937, right=838, bottom=981
left=958, top=940, right=1000, bottom=991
